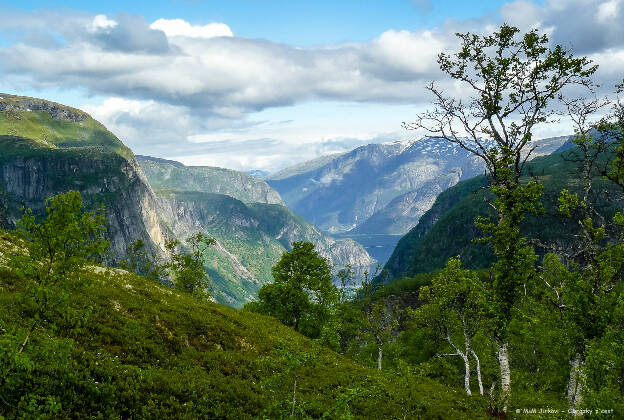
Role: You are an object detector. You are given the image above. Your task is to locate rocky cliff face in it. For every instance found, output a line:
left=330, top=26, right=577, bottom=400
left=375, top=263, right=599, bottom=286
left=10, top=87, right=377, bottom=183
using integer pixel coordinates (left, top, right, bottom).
left=0, top=94, right=88, bottom=122
left=0, top=136, right=168, bottom=262
left=152, top=190, right=375, bottom=305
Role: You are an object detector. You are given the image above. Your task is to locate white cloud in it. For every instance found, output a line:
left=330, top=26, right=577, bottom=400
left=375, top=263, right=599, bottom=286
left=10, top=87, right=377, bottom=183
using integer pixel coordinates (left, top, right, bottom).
left=150, top=18, right=233, bottom=38
left=90, top=14, right=118, bottom=33
left=596, top=0, right=621, bottom=22
left=3, top=4, right=624, bottom=171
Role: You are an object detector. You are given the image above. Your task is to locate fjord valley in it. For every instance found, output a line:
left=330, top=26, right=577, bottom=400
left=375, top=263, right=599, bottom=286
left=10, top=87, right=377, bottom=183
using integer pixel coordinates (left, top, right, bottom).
left=1, top=6, right=624, bottom=418
left=0, top=94, right=373, bottom=306
left=0, top=93, right=488, bottom=419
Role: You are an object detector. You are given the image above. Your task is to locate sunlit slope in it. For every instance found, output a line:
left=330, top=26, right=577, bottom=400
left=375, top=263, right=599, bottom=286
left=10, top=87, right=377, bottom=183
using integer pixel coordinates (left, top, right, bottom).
left=0, top=230, right=488, bottom=419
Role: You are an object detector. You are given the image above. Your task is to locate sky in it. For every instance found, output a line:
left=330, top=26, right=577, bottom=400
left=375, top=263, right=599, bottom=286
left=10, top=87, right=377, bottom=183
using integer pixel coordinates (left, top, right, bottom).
left=0, top=0, right=622, bottom=172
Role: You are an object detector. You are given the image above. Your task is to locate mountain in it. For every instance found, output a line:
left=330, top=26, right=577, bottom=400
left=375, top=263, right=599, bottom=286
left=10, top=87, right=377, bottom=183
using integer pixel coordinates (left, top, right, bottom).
left=137, top=156, right=283, bottom=205
left=0, top=93, right=373, bottom=307
left=137, top=157, right=375, bottom=306
left=380, top=144, right=624, bottom=283
left=0, top=229, right=488, bottom=419
left=265, top=136, right=569, bottom=265
left=0, top=94, right=168, bottom=262
left=267, top=137, right=570, bottom=235
left=247, top=169, right=270, bottom=178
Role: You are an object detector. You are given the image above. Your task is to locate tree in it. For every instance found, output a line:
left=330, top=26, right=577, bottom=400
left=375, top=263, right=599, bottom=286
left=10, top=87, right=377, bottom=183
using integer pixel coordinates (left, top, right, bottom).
left=9, top=191, right=109, bottom=326
left=409, top=258, right=489, bottom=396
left=245, top=241, right=338, bottom=339
left=120, top=239, right=164, bottom=282
left=164, top=233, right=215, bottom=297
left=405, top=24, right=597, bottom=411
left=363, top=301, right=399, bottom=371
left=2, top=191, right=109, bottom=403
left=535, top=85, right=624, bottom=413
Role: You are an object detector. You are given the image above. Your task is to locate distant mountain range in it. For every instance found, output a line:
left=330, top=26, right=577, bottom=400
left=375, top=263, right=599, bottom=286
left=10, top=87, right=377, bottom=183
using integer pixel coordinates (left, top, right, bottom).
left=265, top=136, right=569, bottom=264
left=266, top=136, right=569, bottom=236
left=0, top=93, right=373, bottom=307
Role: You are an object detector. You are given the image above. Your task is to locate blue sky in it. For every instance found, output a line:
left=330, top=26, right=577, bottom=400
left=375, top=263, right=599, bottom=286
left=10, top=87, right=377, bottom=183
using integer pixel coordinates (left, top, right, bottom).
left=0, top=0, right=621, bottom=171
left=10, top=0, right=510, bottom=44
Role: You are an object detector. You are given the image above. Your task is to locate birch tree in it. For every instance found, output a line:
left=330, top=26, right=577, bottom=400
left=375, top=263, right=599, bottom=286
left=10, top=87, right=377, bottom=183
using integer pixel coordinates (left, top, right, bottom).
left=363, top=301, right=399, bottom=371
left=409, top=258, right=489, bottom=396
left=536, top=86, right=624, bottom=414
left=404, top=24, right=597, bottom=411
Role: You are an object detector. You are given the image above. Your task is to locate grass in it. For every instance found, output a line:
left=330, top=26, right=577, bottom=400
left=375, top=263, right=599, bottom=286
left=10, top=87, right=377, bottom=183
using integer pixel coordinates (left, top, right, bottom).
left=0, top=229, right=490, bottom=419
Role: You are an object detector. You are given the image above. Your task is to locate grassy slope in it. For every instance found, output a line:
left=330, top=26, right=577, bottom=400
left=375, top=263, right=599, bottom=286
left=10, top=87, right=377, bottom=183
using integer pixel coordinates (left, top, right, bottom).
left=381, top=147, right=624, bottom=282
left=0, top=230, right=488, bottom=419
left=0, top=106, right=131, bottom=159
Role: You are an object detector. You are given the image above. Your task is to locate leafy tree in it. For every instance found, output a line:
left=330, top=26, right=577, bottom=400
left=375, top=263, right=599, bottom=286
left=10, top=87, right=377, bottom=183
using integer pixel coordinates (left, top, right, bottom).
left=164, top=233, right=215, bottom=297
left=245, top=241, right=339, bottom=340
left=9, top=191, right=108, bottom=329
left=1, top=191, right=109, bottom=407
left=363, top=300, right=399, bottom=371
left=405, top=23, right=597, bottom=411
left=535, top=89, right=624, bottom=413
left=409, top=258, right=489, bottom=396
left=120, top=238, right=164, bottom=281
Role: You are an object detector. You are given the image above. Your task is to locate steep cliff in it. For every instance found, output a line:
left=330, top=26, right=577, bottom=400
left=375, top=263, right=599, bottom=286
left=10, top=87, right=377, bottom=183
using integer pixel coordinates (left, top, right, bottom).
left=0, top=93, right=169, bottom=263
left=152, top=190, right=375, bottom=306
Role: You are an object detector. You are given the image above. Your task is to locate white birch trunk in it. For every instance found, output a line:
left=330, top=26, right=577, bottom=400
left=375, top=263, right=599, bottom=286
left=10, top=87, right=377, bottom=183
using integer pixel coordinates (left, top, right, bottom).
left=568, top=353, right=584, bottom=415
left=445, top=333, right=472, bottom=396
left=463, top=355, right=472, bottom=396
left=497, top=341, right=511, bottom=412
left=470, top=349, right=484, bottom=395
left=377, top=345, right=383, bottom=371
left=291, top=376, right=297, bottom=417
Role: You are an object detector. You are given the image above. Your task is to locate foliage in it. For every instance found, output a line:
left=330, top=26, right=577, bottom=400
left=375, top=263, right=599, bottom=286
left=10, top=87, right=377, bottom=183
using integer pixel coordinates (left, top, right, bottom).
left=164, top=233, right=215, bottom=297
left=119, top=239, right=164, bottom=282
left=1, top=191, right=109, bottom=412
left=245, top=242, right=339, bottom=340
left=0, top=228, right=490, bottom=419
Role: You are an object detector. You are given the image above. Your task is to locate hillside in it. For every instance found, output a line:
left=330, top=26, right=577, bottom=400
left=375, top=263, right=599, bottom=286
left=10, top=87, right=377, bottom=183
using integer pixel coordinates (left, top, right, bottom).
left=155, top=190, right=374, bottom=306
left=0, top=93, right=132, bottom=158
left=0, top=229, right=488, bottom=419
left=380, top=143, right=624, bottom=282
left=137, top=155, right=284, bottom=205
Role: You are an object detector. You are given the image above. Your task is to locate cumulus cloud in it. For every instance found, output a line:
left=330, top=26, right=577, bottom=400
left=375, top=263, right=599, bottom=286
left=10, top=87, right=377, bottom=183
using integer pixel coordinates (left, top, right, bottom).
left=0, top=11, right=452, bottom=116
left=89, top=14, right=118, bottom=32
left=150, top=18, right=233, bottom=38
left=2, top=2, right=624, bottom=170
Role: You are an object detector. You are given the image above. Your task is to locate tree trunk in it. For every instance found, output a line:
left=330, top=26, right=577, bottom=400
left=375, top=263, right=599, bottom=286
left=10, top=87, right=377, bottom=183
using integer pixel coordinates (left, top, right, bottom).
left=497, top=341, right=511, bottom=412
left=568, top=353, right=584, bottom=416
left=291, top=376, right=297, bottom=417
left=470, top=349, right=484, bottom=395
left=377, top=345, right=383, bottom=371
left=463, top=355, right=472, bottom=396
